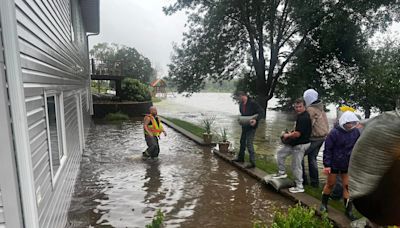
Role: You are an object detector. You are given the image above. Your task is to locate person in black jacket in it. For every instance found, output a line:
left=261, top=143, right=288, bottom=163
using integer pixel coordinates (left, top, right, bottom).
left=232, top=91, right=264, bottom=168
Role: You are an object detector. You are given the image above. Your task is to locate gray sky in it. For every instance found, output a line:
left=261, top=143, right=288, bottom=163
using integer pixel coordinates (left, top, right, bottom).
left=89, top=1, right=400, bottom=77
left=89, top=0, right=187, bottom=77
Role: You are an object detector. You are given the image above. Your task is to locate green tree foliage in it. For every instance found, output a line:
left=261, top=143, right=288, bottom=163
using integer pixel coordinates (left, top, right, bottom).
left=276, top=9, right=367, bottom=109
left=90, top=43, right=156, bottom=83
left=278, top=34, right=400, bottom=117
left=120, top=78, right=152, bottom=102
left=164, top=0, right=399, bottom=110
left=353, top=39, right=400, bottom=118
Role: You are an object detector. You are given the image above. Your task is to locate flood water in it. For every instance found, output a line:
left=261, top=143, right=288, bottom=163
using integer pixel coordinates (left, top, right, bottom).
left=156, top=93, right=339, bottom=156
left=67, top=120, right=292, bottom=227
left=156, top=93, right=345, bottom=186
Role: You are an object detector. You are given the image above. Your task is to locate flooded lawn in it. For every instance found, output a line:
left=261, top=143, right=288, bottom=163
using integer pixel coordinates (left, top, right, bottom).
left=67, top=120, right=292, bottom=227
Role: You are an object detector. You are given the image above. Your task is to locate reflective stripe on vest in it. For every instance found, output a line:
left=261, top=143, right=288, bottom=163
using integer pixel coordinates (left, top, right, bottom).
left=144, top=114, right=163, bottom=136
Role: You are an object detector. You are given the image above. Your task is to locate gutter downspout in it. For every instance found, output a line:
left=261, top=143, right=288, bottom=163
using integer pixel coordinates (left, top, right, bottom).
left=0, top=1, right=40, bottom=227
left=87, top=32, right=99, bottom=116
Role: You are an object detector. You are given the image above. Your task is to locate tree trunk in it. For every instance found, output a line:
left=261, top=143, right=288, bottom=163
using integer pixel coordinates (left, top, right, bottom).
left=365, top=106, right=371, bottom=119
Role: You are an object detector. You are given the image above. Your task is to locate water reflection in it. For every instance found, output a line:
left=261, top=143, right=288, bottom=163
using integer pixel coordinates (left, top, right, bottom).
left=68, top=120, right=292, bottom=227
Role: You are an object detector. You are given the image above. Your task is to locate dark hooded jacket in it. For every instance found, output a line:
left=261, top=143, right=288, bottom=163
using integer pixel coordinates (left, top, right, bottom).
left=323, top=126, right=360, bottom=170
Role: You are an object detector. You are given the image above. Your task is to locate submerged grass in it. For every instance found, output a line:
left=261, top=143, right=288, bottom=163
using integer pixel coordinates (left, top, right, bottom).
left=104, top=112, right=129, bottom=121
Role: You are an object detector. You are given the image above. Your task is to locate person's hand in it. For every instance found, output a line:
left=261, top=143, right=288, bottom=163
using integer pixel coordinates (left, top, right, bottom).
left=323, top=167, right=331, bottom=175
left=250, top=119, right=256, bottom=126
left=163, top=131, right=167, bottom=137
left=282, top=133, right=290, bottom=139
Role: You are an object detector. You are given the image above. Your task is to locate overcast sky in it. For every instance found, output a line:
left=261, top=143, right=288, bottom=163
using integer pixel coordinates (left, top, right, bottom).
left=88, top=0, right=187, bottom=77
left=89, top=1, right=400, bottom=78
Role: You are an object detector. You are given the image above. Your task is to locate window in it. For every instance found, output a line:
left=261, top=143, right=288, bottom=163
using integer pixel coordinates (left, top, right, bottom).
left=45, top=93, right=65, bottom=183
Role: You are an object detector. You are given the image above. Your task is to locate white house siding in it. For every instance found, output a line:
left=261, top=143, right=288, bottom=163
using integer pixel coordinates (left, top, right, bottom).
left=0, top=17, right=6, bottom=228
left=15, top=0, right=90, bottom=227
left=0, top=190, right=4, bottom=227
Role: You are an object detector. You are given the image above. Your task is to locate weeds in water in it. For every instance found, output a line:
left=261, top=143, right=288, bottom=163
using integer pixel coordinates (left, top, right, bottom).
left=145, top=209, right=164, bottom=228
left=104, top=112, right=129, bottom=121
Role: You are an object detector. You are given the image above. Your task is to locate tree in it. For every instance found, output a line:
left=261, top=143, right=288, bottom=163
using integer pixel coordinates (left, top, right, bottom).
left=353, top=39, right=400, bottom=118
left=276, top=8, right=367, bottom=109
left=165, top=0, right=400, bottom=111
left=90, top=43, right=156, bottom=83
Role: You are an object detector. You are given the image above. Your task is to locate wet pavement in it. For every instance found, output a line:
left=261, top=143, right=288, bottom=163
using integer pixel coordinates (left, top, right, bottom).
left=67, top=120, right=292, bottom=228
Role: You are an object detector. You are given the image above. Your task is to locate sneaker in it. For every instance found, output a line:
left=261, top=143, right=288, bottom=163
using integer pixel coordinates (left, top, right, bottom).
left=272, top=173, right=288, bottom=179
left=245, top=164, right=256, bottom=169
left=289, top=186, right=305, bottom=193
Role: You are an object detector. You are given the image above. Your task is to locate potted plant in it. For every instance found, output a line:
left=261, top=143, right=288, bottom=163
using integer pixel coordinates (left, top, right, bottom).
left=202, top=116, right=215, bottom=145
left=218, top=128, right=230, bottom=153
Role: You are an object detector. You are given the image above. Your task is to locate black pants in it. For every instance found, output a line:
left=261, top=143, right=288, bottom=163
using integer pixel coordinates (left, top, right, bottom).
left=238, top=127, right=256, bottom=165
left=145, top=135, right=160, bottom=157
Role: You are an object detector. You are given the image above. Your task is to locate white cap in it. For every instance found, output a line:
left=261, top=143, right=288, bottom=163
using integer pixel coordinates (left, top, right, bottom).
left=339, top=111, right=359, bottom=130
left=303, top=89, right=318, bottom=107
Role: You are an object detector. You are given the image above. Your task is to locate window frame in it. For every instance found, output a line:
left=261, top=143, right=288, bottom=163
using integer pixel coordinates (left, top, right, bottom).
left=43, top=90, right=67, bottom=187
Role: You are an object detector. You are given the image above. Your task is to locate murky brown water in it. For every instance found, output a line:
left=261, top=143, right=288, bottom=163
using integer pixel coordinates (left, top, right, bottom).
left=156, top=93, right=344, bottom=185
left=156, top=93, right=339, bottom=157
left=67, top=120, right=292, bottom=228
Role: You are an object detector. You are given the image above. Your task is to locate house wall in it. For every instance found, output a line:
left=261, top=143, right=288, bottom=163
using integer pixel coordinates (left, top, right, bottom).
left=0, top=191, right=4, bottom=227
left=0, top=19, right=6, bottom=228
left=14, top=0, right=91, bottom=227
left=0, top=9, right=24, bottom=228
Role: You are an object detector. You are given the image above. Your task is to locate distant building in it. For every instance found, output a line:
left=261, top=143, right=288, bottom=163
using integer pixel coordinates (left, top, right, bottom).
left=150, top=79, right=167, bottom=97
left=0, top=0, right=99, bottom=227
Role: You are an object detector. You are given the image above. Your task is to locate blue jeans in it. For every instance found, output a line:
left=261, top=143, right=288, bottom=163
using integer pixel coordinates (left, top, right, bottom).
left=237, top=127, right=256, bottom=165
left=302, top=139, right=324, bottom=187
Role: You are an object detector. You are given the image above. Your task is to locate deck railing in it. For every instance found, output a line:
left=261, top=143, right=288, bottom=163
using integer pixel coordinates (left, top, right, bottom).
left=90, top=58, right=124, bottom=76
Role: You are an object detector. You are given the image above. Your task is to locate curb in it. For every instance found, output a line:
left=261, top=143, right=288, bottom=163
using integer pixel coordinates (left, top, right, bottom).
left=212, top=149, right=351, bottom=228
left=161, top=118, right=351, bottom=228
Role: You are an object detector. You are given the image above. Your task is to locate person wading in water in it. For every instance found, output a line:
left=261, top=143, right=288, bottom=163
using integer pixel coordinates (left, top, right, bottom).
left=143, top=106, right=166, bottom=158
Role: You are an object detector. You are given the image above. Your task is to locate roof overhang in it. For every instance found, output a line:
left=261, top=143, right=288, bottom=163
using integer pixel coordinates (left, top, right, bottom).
left=80, top=0, right=100, bottom=34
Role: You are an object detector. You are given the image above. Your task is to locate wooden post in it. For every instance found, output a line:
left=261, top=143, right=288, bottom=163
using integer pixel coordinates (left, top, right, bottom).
left=116, top=79, right=122, bottom=98
left=91, top=58, right=95, bottom=75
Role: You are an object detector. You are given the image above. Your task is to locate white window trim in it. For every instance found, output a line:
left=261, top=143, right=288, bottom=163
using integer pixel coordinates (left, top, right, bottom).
left=44, top=90, right=67, bottom=187
left=76, top=92, right=84, bottom=152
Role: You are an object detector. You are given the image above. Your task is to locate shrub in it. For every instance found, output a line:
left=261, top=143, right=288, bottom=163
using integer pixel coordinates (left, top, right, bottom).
left=145, top=209, right=164, bottom=228
left=104, top=112, right=129, bottom=121
left=120, top=78, right=151, bottom=102
left=271, top=204, right=333, bottom=228
left=202, top=115, right=216, bottom=134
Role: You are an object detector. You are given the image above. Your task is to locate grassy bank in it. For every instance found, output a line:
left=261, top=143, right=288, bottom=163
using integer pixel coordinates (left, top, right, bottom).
left=161, top=116, right=205, bottom=138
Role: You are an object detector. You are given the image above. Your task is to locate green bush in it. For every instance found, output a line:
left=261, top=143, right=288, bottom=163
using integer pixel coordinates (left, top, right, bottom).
left=104, top=112, right=129, bottom=121
left=120, top=78, right=151, bottom=102
left=270, top=204, right=333, bottom=228
left=145, top=209, right=164, bottom=228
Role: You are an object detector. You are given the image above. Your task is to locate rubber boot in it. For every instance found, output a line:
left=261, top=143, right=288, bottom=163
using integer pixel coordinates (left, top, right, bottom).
left=344, top=198, right=357, bottom=221
left=320, top=194, right=329, bottom=212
